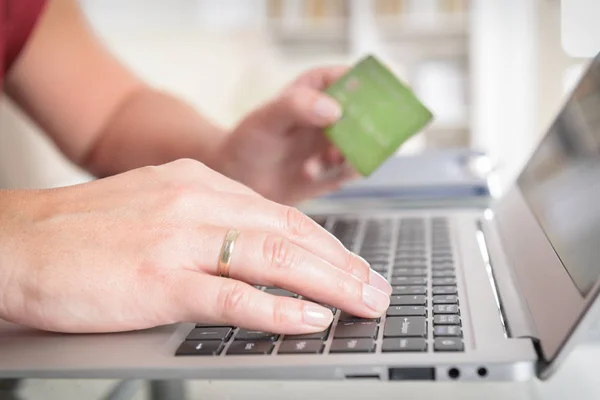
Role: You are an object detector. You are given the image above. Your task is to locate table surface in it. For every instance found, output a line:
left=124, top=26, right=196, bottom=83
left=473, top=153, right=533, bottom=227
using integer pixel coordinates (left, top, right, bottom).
left=14, top=340, right=600, bottom=400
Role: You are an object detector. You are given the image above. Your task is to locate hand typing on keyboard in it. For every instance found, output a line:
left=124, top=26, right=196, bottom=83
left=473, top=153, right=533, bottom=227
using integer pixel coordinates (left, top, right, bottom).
left=0, top=159, right=391, bottom=335
left=177, top=216, right=466, bottom=356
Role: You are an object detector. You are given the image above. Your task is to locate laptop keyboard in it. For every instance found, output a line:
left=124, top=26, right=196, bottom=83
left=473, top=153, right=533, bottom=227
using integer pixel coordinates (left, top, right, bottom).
left=175, top=216, right=463, bottom=356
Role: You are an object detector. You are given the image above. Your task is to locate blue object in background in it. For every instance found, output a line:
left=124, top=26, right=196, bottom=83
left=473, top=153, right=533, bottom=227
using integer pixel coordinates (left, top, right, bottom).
left=304, top=149, right=493, bottom=211
left=326, top=149, right=491, bottom=199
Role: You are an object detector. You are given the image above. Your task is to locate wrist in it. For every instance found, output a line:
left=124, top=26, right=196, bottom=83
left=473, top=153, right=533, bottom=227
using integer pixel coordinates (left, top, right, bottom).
left=0, top=190, right=47, bottom=321
left=0, top=190, right=22, bottom=320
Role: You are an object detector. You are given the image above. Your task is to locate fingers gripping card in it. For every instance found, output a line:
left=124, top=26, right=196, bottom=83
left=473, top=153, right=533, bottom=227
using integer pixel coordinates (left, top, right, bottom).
left=324, top=55, right=434, bottom=176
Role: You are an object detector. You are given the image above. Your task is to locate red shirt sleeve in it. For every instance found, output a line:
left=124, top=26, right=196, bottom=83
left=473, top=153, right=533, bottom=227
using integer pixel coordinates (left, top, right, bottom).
left=3, top=0, right=48, bottom=74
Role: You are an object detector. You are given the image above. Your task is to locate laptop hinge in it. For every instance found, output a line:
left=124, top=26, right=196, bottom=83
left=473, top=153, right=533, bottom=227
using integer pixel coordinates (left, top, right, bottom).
left=476, top=217, right=540, bottom=341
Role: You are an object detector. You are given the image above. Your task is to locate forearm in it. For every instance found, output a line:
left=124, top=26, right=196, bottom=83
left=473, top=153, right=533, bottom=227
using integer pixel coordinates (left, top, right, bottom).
left=81, top=86, right=228, bottom=177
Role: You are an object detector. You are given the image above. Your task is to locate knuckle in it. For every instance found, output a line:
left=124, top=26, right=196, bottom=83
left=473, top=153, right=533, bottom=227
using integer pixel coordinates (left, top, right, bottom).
left=170, top=158, right=202, bottom=173
left=137, top=164, right=162, bottom=179
left=271, top=297, right=294, bottom=326
left=346, top=251, right=369, bottom=281
left=218, top=281, right=248, bottom=317
left=169, top=180, right=198, bottom=197
left=335, top=273, right=361, bottom=300
left=263, top=234, right=298, bottom=272
left=164, top=183, right=199, bottom=213
left=284, top=207, right=313, bottom=238
left=281, top=88, right=309, bottom=114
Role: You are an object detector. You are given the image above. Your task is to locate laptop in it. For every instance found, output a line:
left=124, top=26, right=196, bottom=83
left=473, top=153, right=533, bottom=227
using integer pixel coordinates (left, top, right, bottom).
left=2, top=54, right=600, bottom=384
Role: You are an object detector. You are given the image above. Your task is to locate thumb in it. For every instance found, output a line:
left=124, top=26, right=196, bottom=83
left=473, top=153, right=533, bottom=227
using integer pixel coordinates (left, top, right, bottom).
left=261, top=86, right=342, bottom=133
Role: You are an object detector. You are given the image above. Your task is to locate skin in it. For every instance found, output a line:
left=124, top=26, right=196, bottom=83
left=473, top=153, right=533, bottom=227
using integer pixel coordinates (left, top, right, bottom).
left=0, top=0, right=392, bottom=335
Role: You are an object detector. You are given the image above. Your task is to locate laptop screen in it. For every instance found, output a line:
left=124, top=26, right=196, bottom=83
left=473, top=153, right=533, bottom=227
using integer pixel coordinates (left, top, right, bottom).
left=517, top=55, right=600, bottom=297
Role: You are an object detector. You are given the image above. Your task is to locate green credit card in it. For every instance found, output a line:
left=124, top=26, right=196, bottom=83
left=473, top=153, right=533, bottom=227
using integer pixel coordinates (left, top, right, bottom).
left=324, top=55, right=434, bottom=176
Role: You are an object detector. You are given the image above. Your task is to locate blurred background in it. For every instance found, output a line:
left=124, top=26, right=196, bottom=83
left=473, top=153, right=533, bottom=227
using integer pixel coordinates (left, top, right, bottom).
left=0, top=0, right=594, bottom=194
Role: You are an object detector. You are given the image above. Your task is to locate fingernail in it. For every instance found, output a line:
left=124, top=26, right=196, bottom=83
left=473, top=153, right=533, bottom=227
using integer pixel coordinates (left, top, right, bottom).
left=362, top=284, right=390, bottom=313
left=313, top=97, right=342, bottom=121
left=303, top=304, right=334, bottom=328
left=370, top=269, right=392, bottom=295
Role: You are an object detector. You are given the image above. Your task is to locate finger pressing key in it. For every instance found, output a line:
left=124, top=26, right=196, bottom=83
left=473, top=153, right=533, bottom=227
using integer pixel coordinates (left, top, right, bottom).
left=194, top=227, right=390, bottom=319
left=202, top=198, right=392, bottom=296
left=175, top=272, right=334, bottom=334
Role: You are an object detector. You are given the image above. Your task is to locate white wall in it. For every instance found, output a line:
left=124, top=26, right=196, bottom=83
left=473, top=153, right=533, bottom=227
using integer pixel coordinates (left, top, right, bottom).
left=0, top=0, right=577, bottom=191
left=469, top=0, right=538, bottom=194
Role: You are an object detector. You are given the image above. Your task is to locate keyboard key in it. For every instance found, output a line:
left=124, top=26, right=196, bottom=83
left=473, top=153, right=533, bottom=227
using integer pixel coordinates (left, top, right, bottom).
left=432, top=262, right=454, bottom=270
left=264, top=288, right=298, bottom=297
left=361, top=244, right=391, bottom=252
left=387, top=306, right=426, bottom=317
left=397, top=242, right=425, bottom=247
left=392, top=286, right=426, bottom=295
left=384, top=317, right=427, bottom=337
left=434, top=326, right=463, bottom=337
left=434, top=338, right=464, bottom=352
left=363, top=255, right=391, bottom=263
left=279, top=340, right=324, bottom=354
left=370, top=268, right=388, bottom=276
left=433, top=295, right=458, bottom=304
left=360, top=249, right=389, bottom=257
left=334, top=321, right=378, bottom=338
left=432, top=278, right=457, bottom=286
left=431, top=233, right=449, bottom=238
left=434, top=315, right=461, bottom=325
left=393, top=262, right=428, bottom=269
left=363, top=243, right=391, bottom=251
left=367, top=265, right=389, bottom=274
left=399, top=234, right=424, bottom=239
left=382, top=338, right=427, bottom=352
left=432, top=270, right=455, bottom=278
left=286, top=328, right=330, bottom=340
left=332, top=219, right=357, bottom=235
left=187, top=327, right=232, bottom=341
left=398, top=242, right=425, bottom=246
left=235, top=329, right=278, bottom=341
left=395, top=261, right=427, bottom=268
left=395, top=256, right=427, bottom=262
left=396, top=250, right=426, bottom=257
left=433, top=305, right=460, bottom=315
left=227, top=341, right=273, bottom=355
left=391, top=277, right=427, bottom=286
left=176, top=340, right=223, bottom=356
left=433, top=286, right=457, bottom=295
left=392, top=268, right=427, bottom=277
left=390, top=295, right=426, bottom=306
left=338, top=311, right=379, bottom=322
left=330, top=338, right=375, bottom=353
left=195, top=323, right=232, bottom=328
left=363, top=235, right=391, bottom=242
left=364, top=262, right=389, bottom=272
